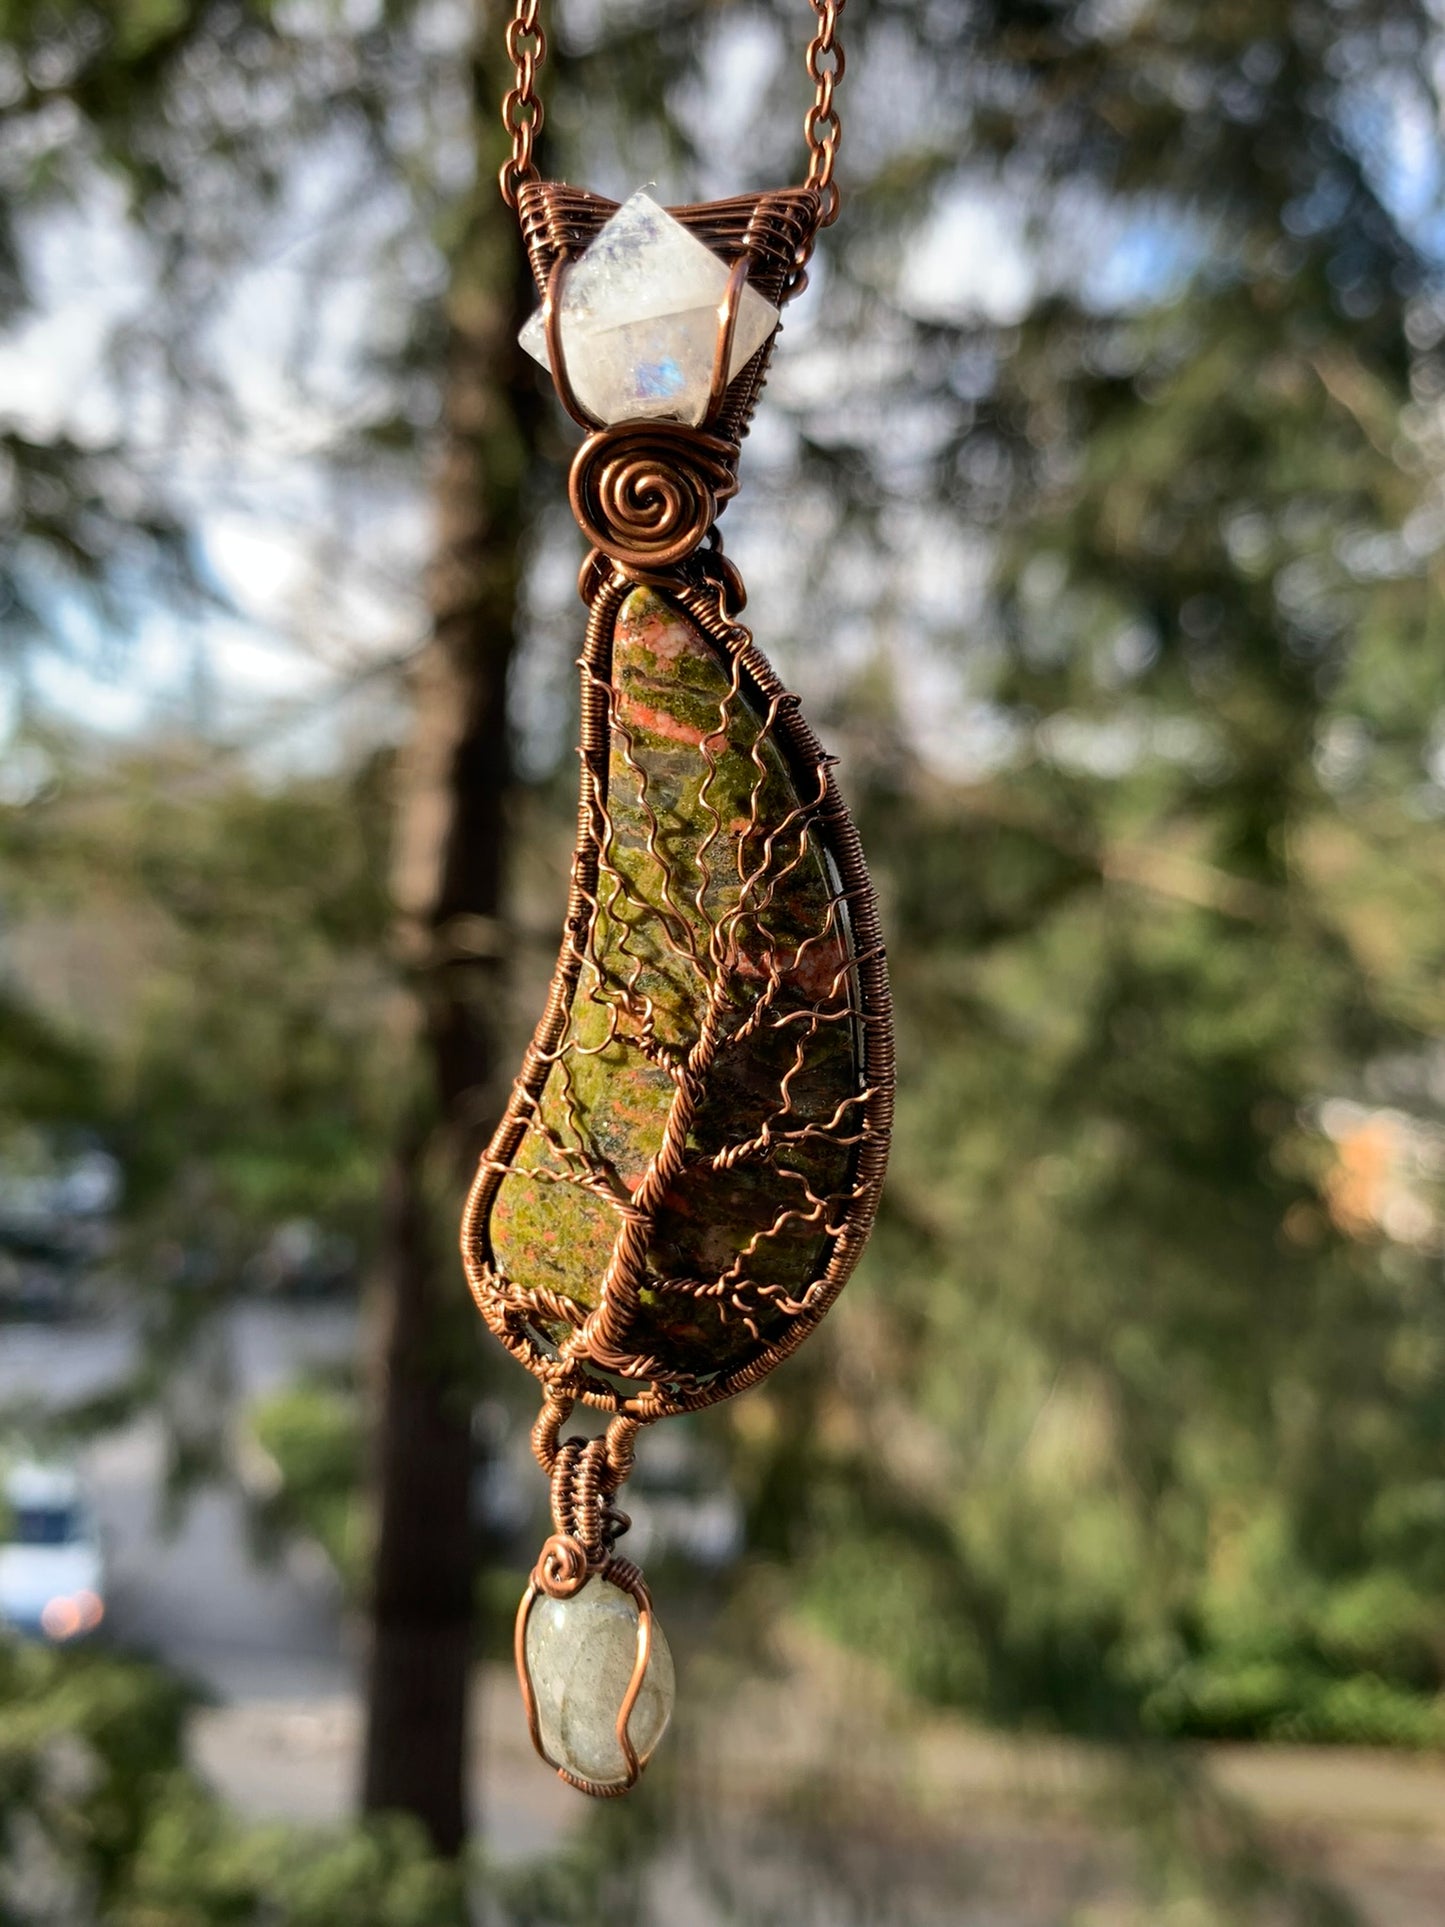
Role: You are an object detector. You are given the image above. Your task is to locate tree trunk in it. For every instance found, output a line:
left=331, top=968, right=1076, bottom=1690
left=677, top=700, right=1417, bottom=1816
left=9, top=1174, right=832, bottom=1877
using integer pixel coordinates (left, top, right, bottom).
left=360, top=23, right=541, bottom=1851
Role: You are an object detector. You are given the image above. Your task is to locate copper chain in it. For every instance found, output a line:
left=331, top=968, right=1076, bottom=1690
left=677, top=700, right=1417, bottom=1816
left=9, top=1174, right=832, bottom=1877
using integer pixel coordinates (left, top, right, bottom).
left=802, top=0, right=845, bottom=225
left=499, top=0, right=846, bottom=218
left=499, top=0, right=546, bottom=208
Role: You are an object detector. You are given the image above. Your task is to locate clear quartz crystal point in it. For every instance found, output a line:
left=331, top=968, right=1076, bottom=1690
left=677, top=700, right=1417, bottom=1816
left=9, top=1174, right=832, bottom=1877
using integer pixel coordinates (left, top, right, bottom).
left=518, top=190, right=780, bottom=428
left=524, top=1577, right=675, bottom=1787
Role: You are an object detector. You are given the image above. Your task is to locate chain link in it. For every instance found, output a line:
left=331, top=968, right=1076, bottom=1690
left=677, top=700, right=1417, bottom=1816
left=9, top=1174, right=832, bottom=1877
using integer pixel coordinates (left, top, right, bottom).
left=498, top=0, right=845, bottom=219
left=499, top=0, right=547, bottom=208
left=802, top=0, right=845, bottom=225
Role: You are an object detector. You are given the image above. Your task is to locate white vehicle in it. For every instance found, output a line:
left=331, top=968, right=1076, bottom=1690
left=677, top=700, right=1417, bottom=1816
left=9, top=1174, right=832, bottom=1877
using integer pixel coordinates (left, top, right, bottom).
left=0, top=1461, right=106, bottom=1642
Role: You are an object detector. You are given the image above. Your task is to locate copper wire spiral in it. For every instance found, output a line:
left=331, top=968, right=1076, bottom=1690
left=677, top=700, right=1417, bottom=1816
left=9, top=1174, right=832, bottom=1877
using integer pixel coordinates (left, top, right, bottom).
left=535, top=1532, right=590, bottom=1597
left=568, top=423, right=739, bottom=572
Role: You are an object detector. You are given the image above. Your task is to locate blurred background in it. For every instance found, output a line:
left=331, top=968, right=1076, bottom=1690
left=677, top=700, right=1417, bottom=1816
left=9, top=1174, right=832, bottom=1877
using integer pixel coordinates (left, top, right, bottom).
left=3, top=0, right=1445, bottom=1921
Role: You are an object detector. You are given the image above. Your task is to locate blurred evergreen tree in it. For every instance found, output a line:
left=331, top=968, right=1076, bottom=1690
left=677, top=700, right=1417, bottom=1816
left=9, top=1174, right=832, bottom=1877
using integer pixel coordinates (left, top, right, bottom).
left=741, top=0, right=1445, bottom=1749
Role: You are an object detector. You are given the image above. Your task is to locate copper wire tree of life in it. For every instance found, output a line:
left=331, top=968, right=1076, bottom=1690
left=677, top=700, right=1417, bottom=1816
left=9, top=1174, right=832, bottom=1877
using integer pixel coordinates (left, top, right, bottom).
left=467, top=571, right=889, bottom=1414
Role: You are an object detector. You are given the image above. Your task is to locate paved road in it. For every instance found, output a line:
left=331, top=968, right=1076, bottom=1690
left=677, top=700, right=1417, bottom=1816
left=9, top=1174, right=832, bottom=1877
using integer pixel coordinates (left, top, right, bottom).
left=1, top=1302, right=356, bottom=1700
left=92, top=1415, right=350, bottom=1703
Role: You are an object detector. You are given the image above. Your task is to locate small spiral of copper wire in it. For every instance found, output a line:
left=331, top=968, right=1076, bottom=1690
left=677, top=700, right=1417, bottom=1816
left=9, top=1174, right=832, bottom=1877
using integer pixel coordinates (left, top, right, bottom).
left=535, top=1532, right=590, bottom=1597
left=568, top=423, right=738, bottom=572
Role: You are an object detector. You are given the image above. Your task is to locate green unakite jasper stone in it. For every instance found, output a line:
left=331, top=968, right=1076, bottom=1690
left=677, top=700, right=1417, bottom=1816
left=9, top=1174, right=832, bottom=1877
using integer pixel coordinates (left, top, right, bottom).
left=489, top=586, right=861, bottom=1380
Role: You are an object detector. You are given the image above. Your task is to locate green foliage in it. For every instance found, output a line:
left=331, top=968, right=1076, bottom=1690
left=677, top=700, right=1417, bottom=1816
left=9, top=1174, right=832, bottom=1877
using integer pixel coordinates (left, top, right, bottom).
left=111, top=751, right=399, bottom=1238
left=718, top=0, right=1445, bottom=1760
left=1, top=741, right=400, bottom=1272
left=0, top=1638, right=193, bottom=1912
left=0, top=998, right=103, bottom=1138
left=114, top=1793, right=468, bottom=1927
left=0, top=1637, right=469, bottom=1926
left=248, top=1375, right=367, bottom=1597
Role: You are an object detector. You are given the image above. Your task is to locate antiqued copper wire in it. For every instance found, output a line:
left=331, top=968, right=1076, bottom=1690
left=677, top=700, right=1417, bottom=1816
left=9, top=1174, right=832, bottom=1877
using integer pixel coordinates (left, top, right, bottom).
left=568, top=424, right=739, bottom=572
left=708, top=257, right=751, bottom=418
left=542, top=257, right=586, bottom=427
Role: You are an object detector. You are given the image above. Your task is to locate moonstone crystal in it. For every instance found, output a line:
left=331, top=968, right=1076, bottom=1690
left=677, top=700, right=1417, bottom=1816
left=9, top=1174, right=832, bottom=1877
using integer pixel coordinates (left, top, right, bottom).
left=519, top=190, right=780, bottom=428
left=524, top=1577, right=675, bottom=1786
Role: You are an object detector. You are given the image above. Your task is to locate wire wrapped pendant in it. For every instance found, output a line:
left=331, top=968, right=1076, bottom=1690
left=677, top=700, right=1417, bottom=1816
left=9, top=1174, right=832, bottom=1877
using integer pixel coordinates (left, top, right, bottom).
left=461, top=178, right=893, bottom=1796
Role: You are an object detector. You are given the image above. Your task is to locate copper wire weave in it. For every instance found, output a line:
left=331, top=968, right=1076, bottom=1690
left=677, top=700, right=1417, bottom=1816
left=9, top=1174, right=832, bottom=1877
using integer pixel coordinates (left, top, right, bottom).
left=463, top=295, right=893, bottom=1422
left=463, top=571, right=894, bottom=1414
